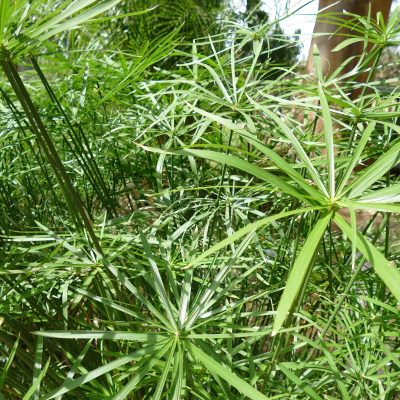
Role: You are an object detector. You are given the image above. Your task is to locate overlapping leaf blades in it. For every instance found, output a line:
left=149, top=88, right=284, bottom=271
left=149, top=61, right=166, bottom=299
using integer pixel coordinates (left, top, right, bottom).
left=0, top=2, right=400, bottom=400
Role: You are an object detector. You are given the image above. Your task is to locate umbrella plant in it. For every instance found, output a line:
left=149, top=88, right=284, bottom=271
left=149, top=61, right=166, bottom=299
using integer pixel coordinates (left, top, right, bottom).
left=1, top=1, right=400, bottom=399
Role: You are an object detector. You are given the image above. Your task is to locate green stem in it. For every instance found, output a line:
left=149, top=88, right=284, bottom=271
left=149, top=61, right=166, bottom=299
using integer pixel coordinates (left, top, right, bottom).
left=338, top=48, right=382, bottom=182
left=345, top=44, right=380, bottom=86
left=2, top=58, right=103, bottom=255
left=337, top=124, right=357, bottom=186
left=262, top=228, right=321, bottom=392
left=0, top=87, right=62, bottom=223
left=288, top=212, right=305, bottom=272
left=381, top=171, right=392, bottom=304
left=30, top=56, right=115, bottom=216
left=385, top=171, right=391, bottom=260
left=319, top=212, right=390, bottom=339
left=358, top=48, right=383, bottom=109
left=1, top=60, right=81, bottom=230
left=207, top=130, right=233, bottom=248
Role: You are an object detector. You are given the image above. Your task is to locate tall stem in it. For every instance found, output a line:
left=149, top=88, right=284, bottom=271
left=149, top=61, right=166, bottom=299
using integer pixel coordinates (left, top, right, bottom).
left=207, top=130, right=233, bottom=248
left=1, top=58, right=103, bottom=255
left=358, top=48, right=383, bottom=109
left=299, top=213, right=391, bottom=371
left=261, top=221, right=321, bottom=392
left=31, top=56, right=117, bottom=217
left=319, top=212, right=390, bottom=339
left=1, top=60, right=81, bottom=228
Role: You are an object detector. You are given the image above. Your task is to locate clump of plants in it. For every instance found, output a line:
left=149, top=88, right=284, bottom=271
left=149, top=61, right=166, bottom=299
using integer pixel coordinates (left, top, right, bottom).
left=0, top=1, right=400, bottom=399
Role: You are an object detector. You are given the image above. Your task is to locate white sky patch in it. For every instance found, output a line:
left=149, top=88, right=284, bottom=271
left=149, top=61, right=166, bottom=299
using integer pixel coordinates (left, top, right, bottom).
left=230, top=0, right=318, bottom=59
left=231, top=0, right=400, bottom=60
left=272, top=0, right=400, bottom=59
left=272, top=0, right=318, bottom=60
left=231, top=0, right=247, bottom=14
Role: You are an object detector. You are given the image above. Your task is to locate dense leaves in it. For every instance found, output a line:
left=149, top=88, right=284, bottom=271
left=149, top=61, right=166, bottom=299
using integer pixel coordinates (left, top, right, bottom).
left=0, top=1, right=400, bottom=399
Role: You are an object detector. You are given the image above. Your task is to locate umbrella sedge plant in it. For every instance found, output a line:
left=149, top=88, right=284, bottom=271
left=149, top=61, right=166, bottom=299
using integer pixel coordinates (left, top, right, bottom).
left=0, top=1, right=400, bottom=399
left=143, top=6, right=400, bottom=335
left=138, top=5, right=400, bottom=396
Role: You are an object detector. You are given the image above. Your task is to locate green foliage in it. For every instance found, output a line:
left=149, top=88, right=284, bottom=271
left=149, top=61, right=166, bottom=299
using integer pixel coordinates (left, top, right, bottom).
left=118, top=0, right=226, bottom=50
left=0, top=1, right=400, bottom=399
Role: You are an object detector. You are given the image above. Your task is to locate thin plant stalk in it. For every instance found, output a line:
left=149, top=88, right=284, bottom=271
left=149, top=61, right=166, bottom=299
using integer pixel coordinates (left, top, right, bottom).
left=1, top=57, right=103, bottom=255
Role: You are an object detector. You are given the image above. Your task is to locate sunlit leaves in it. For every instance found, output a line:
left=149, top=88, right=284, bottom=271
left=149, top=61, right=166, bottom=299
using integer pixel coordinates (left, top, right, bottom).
left=1, top=3, right=400, bottom=400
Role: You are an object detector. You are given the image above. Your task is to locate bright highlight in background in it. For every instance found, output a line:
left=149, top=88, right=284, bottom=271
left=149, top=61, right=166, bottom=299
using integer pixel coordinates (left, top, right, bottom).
left=274, top=0, right=318, bottom=60
left=231, top=0, right=319, bottom=60
left=232, top=0, right=400, bottom=61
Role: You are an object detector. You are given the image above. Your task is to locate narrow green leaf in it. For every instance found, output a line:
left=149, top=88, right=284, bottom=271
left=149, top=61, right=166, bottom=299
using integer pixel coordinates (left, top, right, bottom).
left=153, top=339, right=177, bottom=400
left=186, top=328, right=275, bottom=339
left=355, top=182, right=400, bottom=203
left=71, top=269, right=98, bottom=309
left=312, top=44, right=323, bottom=82
left=23, top=358, right=50, bottom=400
left=332, top=38, right=366, bottom=52
left=184, top=101, right=324, bottom=201
left=334, top=213, right=400, bottom=303
left=139, top=144, right=309, bottom=202
left=37, top=0, right=123, bottom=42
left=279, top=362, right=324, bottom=400
left=35, top=221, right=89, bottom=262
left=319, top=339, right=351, bottom=400
left=56, top=339, right=93, bottom=400
left=0, top=281, right=54, bottom=310
left=85, top=6, right=157, bottom=23
left=372, top=331, right=400, bottom=370
left=237, top=38, right=262, bottom=103
left=247, top=96, right=329, bottom=198
left=186, top=207, right=323, bottom=270
left=345, top=199, right=357, bottom=270
left=195, top=262, right=267, bottom=318
left=337, top=201, right=400, bottom=215
left=29, top=0, right=99, bottom=38
left=184, top=341, right=269, bottom=400
left=32, top=336, right=44, bottom=400
left=179, top=232, right=198, bottom=328
left=387, top=6, right=400, bottom=31
left=169, top=342, right=184, bottom=400
left=38, top=342, right=166, bottom=400
left=139, top=231, right=178, bottom=330
left=185, top=230, right=257, bottom=329
left=109, top=340, right=172, bottom=400
left=72, top=287, right=162, bottom=327
left=343, top=140, right=400, bottom=199
left=336, top=122, right=375, bottom=195
left=272, top=210, right=333, bottom=334
left=354, top=295, right=400, bottom=315
left=318, top=82, right=335, bottom=197
left=34, top=331, right=167, bottom=341
left=62, top=281, right=68, bottom=329
left=231, top=39, right=237, bottom=103
left=0, top=333, right=20, bottom=390
left=95, top=252, right=173, bottom=329
left=0, top=0, right=10, bottom=44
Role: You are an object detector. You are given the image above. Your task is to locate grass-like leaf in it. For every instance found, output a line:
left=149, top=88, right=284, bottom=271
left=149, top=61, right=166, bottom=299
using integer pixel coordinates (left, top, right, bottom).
left=272, top=210, right=333, bottom=334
